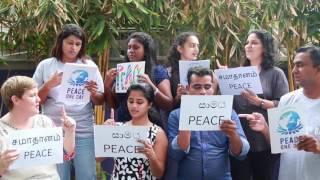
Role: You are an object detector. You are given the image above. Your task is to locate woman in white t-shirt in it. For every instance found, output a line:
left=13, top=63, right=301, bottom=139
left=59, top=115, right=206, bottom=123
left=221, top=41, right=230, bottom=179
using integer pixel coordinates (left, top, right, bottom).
left=33, top=24, right=104, bottom=180
left=0, top=76, right=75, bottom=180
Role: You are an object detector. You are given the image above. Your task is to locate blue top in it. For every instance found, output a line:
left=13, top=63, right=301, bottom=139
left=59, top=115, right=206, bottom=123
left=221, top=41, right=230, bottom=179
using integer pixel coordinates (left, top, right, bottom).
left=115, top=65, right=169, bottom=122
left=168, top=108, right=250, bottom=180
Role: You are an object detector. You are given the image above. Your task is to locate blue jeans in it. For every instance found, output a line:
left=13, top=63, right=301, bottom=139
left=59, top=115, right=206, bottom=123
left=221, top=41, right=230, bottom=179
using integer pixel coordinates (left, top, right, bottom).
left=57, top=136, right=96, bottom=180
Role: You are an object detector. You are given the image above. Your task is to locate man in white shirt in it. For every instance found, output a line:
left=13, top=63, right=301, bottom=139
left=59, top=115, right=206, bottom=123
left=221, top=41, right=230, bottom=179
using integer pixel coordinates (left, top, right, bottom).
left=240, top=45, right=320, bottom=180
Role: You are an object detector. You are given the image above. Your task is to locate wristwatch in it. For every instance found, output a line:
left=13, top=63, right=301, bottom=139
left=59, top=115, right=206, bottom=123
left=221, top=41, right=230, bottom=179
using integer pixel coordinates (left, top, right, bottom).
left=260, top=99, right=265, bottom=108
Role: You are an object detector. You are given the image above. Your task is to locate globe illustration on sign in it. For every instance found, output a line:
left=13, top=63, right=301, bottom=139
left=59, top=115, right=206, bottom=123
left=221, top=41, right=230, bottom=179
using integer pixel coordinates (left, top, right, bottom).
left=277, top=111, right=303, bottom=135
left=68, top=70, right=89, bottom=86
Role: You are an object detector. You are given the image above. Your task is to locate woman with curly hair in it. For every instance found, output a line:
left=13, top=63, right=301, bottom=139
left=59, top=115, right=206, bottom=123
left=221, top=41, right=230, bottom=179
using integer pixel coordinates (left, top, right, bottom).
left=219, top=30, right=289, bottom=180
left=104, top=32, right=173, bottom=127
left=166, top=32, right=199, bottom=108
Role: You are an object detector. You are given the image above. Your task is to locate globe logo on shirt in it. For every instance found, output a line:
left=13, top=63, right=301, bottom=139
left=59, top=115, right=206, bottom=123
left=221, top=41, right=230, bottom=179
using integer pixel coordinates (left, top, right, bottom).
left=68, top=70, right=89, bottom=86
left=277, top=111, right=303, bottom=135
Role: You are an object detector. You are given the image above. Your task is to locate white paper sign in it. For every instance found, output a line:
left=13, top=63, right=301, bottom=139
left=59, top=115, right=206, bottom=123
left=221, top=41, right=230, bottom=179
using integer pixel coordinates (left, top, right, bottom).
left=58, top=63, right=97, bottom=104
left=268, top=104, right=307, bottom=154
left=116, top=61, right=145, bottom=93
left=6, top=127, right=63, bottom=170
left=94, top=125, right=149, bottom=158
left=179, top=60, right=210, bottom=86
left=215, top=66, right=263, bottom=95
left=179, top=95, right=233, bottom=131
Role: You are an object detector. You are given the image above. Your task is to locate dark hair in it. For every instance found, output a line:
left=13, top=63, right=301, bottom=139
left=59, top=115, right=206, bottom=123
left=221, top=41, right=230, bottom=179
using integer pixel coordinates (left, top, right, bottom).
left=296, top=45, right=320, bottom=67
left=51, top=24, right=87, bottom=62
left=167, top=32, right=199, bottom=97
left=187, top=66, right=213, bottom=84
left=243, top=30, right=278, bottom=70
left=124, top=32, right=157, bottom=83
left=127, top=83, right=163, bottom=128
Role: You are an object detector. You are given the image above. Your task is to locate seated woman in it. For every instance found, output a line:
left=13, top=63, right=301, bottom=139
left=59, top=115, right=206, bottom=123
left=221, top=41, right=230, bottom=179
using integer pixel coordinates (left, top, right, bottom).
left=105, top=83, right=168, bottom=179
left=0, top=76, right=75, bottom=179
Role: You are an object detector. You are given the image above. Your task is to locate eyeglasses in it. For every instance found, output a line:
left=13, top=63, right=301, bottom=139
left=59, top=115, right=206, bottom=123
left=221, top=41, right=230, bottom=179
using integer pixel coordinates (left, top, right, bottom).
left=191, top=84, right=212, bottom=90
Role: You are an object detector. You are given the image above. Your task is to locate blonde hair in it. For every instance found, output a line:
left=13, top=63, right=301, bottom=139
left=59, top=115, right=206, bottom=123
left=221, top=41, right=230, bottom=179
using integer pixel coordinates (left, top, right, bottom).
left=1, top=76, right=37, bottom=110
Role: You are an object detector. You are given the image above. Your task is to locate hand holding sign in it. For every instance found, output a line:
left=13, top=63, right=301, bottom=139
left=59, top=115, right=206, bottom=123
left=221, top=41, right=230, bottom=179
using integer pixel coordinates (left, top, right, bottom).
left=176, top=84, right=187, bottom=100
left=240, top=89, right=261, bottom=107
left=216, top=59, right=228, bottom=69
left=104, top=68, right=117, bottom=88
left=85, top=80, right=98, bottom=96
left=297, top=135, right=320, bottom=153
left=45, top=71, right=63, bottom=89
left=137, top=139, right=156, bottom=161
left=61, top=106, right=76, bottom=133
left=0, top=149, right=19, bottom=173
left=137, top=74, right=156, bottom=89
left=220, top=120, right=237, bottom=138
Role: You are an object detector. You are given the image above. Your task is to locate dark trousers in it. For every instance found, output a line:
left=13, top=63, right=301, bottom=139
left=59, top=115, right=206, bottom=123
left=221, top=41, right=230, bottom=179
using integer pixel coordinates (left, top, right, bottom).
left=230, top=151, right=280, bottom=180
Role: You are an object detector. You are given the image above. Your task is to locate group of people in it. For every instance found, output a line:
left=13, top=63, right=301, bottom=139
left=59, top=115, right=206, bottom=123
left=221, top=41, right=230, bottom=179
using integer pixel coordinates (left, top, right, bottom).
left=0, top=23, right=319, bottom=180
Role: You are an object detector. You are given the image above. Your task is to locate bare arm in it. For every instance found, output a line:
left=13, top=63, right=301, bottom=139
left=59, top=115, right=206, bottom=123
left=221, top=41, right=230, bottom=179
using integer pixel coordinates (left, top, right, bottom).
left=38, top=72, right=63, bottom=104
left=86, top=80, right=105, bottom=105
left=139, top=128, right=168, bottom=178
left=154, top=79, right=174, bottom=111
left=241, top=89, right=276, bottom=109
left=138, top=74, right=173, bottom=111
left=173, top=84, right=187, bottom=107
left=149, top=129, right=168, bottom=177
left=61, top=107, right=76, bottom=154
left=104, top=68, right=118, bottom=108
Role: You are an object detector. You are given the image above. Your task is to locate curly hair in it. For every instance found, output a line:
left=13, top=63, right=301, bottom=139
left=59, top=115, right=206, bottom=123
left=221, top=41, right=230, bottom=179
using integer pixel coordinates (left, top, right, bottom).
left=243, top=30, right=278, bottom=70
left=124, top=32, right=157, bottom=83
left=166, top=32, right=199, bottom=97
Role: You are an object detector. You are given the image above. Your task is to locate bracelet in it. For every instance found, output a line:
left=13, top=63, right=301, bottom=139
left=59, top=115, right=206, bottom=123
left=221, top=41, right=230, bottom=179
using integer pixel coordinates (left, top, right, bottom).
left=259, top=99, right=265, bottom=108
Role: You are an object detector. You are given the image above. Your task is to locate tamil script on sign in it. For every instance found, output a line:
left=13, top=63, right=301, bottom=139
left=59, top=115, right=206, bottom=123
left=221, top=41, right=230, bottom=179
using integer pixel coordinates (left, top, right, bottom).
left=94, top=125, right=149, bottom=158
left=58, top=63, right=97, bottom=105
left=7, top=127, right=63, bottom=170
left=215, top=66, right=263, bottom=95
left=179, top=60, right=210, bottom=86
left=179, top=95, right=233, bottom=131
left=268, top=104, right=307, bottom=154
left=116, top=61, right=145, bottom=93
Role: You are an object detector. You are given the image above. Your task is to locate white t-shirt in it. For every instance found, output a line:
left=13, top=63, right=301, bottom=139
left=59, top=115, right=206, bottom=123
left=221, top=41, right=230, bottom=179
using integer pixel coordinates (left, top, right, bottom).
left=0, top=115, right=60, bottom=180
left=278, top=88, right=320, bottom=180
left=33, top=57, right=104, bottom=138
